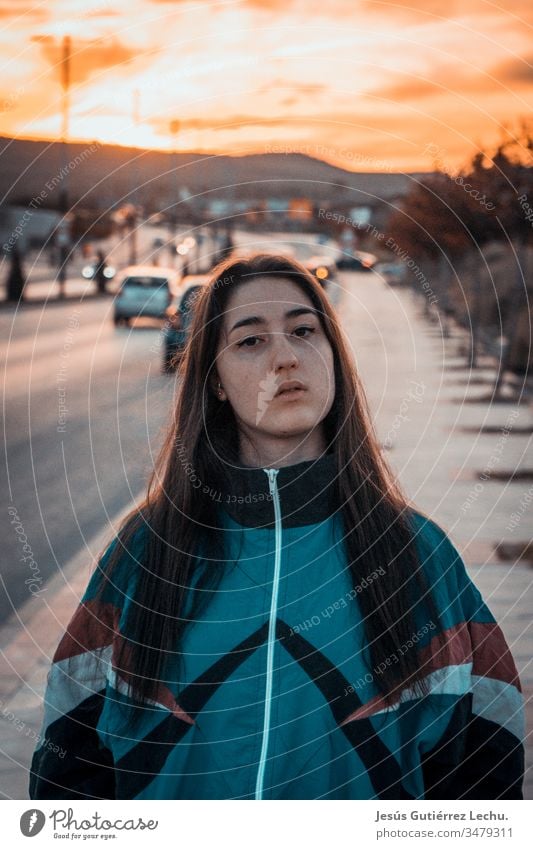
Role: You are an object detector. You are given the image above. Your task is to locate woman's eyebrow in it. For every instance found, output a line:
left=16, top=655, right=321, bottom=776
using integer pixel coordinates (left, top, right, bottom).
left=229, top=307, right=318, bottom=335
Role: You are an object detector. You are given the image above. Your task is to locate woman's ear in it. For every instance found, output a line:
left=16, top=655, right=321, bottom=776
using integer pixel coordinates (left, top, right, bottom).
left=211, top=376, right=226, bottom=401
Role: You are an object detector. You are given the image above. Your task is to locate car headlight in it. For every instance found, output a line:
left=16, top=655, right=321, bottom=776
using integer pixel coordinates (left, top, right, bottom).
left=315, top=266, right=329, bottom=280
left=82, top=266, right=93, bottom=279
left=104, top=267, right=115, bottom=278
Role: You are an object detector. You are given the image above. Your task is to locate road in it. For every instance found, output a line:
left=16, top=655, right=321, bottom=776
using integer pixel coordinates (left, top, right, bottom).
left=1, top=296, right=179, bottom=621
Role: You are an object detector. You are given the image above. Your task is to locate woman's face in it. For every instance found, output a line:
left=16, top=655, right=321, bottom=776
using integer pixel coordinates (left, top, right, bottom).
left=213, top=276, right=336, bottom=463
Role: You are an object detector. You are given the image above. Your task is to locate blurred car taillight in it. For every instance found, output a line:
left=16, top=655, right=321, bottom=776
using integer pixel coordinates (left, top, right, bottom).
left=165, top=309, right=181, bottom=329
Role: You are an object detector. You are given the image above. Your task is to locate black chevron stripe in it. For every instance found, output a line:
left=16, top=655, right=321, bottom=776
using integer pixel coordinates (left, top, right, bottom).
left=276, top=619, right=415, bottom=799
left=114, top=622, right=269, bottom=795
left=112, top=617, right=415, bottom=799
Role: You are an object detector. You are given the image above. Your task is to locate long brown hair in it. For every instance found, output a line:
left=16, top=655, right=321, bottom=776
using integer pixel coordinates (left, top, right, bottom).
left=98, top=253, right=442, bottom=710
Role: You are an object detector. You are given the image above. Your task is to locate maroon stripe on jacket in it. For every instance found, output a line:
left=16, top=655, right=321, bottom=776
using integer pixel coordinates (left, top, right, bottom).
left=416, top=621, right=521, bottom=690
left=52, top=600, right=120, bottom=662
left=341, top=620, right=521, bottom=724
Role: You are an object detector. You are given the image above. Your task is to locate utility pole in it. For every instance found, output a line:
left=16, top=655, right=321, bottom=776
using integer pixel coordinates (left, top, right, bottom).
left=170, top=119, right=180, bottom=264
left=57, top=34, right=71, bottom=298
left=127, top=88, right=141, bottom=266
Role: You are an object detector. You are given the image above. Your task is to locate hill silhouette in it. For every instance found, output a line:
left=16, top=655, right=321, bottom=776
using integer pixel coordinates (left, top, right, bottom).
left=0, top=136, right=417, bottom=211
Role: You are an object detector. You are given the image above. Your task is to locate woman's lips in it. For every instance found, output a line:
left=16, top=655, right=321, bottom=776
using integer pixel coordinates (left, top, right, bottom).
left=276, top=388, right=306, bottom=399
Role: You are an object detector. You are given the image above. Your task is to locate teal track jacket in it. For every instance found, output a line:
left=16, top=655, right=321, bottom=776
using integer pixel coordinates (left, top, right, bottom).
left=30, top=453, right=525, bottom=799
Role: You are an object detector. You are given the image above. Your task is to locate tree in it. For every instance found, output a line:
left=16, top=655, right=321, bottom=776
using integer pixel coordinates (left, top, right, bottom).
left=386, top=119, right=533, bottom=378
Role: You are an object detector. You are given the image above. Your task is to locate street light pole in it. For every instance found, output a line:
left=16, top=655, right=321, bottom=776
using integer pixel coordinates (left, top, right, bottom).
left=128, top=88, right=141, bottom=266
left=59, top=34, right=70, bottom=211
left=57, top=34, right=71, bottom=298
left=170, top=120, right=180, bottom=261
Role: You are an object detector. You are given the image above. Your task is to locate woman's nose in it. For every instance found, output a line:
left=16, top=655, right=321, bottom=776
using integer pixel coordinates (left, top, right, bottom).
left=270, top=332, right=299, bottom=369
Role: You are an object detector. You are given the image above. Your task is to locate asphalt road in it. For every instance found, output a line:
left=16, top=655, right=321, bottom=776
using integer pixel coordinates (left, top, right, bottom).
left=1, top=297, right=177, bottom=622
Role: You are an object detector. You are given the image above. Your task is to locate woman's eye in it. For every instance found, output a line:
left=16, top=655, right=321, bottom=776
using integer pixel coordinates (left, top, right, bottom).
left=236, top=327, right=316, bottom=348
left=293, top=325, right=316, bottom=337
left=237, top=335, right=261, bottom=348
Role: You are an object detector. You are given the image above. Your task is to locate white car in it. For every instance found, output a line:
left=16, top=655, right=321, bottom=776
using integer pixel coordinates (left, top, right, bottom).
left=113, top=265, right=183, bottom=326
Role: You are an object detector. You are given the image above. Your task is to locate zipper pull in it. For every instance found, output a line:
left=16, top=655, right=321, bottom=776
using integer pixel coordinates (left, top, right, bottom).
left=264, top=467, right=279, bottom=497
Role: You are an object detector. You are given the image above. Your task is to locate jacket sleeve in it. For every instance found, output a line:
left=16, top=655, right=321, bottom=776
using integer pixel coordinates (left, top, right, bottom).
left=423, top=529, right=525, bottom=800
left=420, top=524, right=525, bottom=800
left=29, top=536, right=128, bottom=800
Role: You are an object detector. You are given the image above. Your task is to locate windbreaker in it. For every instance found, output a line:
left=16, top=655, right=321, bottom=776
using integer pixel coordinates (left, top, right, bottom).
left=29, top=452, right=525, bottom=800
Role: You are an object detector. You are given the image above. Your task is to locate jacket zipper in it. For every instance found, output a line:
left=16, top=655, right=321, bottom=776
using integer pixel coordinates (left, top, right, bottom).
left=254, top=467, right=282, bottom=800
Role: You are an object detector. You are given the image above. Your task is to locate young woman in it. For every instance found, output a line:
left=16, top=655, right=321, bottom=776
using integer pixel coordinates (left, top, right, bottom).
left=30, top=253, right=525, bottom=800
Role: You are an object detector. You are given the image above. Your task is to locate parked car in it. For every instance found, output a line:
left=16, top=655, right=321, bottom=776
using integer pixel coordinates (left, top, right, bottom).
left=374, top=262, right=408, bottom=287
left=336, top=250, right=377, bottom=271
left=162, top=279, right=209, bottom=372
left=113, top=265, right=182, bottom=326
left=304, top=255, right=337, bottom=290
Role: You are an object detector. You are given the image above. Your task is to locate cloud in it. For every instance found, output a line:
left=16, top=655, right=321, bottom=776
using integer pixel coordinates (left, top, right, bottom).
left=360, top=0, right=533, bottom=25
left=242, top=0, right=296, bottom=7
left=492, top=55, right=533, bottom=86
left=147, top=0, right=252, bottom=5
left=375, top=78, right=443, bottom=101
left=0, top=3, right=47, bottom=19
left=238, top=0, right=451, bottom=21
left=151, top=113, right=296, bottom=134
left=258, top=79, right=328, bottom=97
left=357, top=0, right=456, bottom=22
left=150, top=108, right=429, bottom=135
left=285, top=82, right=327, bottom=95
left=374, top=55, right=533, bottom=104
left=31, top=36, right=148, bottom=87
left=83, top=9, right=121, bottom=17
left=273, top=83, right=327, bottom=108
left=151, top=110, right=363, bottom=139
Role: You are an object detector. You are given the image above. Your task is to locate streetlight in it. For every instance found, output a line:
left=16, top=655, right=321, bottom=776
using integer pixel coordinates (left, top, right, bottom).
left=127, top=88, right=141, bottom=266
left=57, top=34, right=71, bottom=298
left=170, top=120, right=180, bottom=257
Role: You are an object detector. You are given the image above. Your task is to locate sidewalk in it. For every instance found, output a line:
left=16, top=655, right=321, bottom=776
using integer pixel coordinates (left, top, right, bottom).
left=0, top=496, right=145, bottom=799
left=0, top=275, right=116, bottom=308
left=0, top=275, right=531, bottom=799
left=0, top=266, right=211, bottom=309
left=346, top=277, right=533, bottom=799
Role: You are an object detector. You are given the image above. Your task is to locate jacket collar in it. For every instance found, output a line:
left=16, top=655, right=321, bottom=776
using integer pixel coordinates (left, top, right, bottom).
left=215, top=451, right=339, bottom=528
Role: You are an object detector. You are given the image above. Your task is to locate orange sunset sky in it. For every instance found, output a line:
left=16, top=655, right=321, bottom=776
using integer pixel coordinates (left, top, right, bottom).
left=0, top=0, right=531, bottom=172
